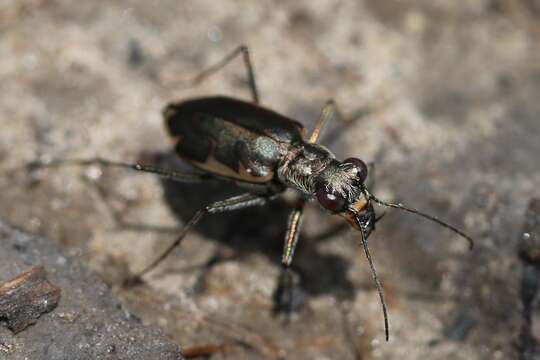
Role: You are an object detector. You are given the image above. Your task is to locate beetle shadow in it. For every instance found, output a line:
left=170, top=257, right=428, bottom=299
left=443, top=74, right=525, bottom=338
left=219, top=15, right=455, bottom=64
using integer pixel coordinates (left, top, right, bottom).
left=143, top=150, right=356, bottom=301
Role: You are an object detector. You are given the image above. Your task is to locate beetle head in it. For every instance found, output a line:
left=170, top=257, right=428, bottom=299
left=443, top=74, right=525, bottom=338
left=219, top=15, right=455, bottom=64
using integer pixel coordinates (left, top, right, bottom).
left=313, top=157, right=377, bottom=231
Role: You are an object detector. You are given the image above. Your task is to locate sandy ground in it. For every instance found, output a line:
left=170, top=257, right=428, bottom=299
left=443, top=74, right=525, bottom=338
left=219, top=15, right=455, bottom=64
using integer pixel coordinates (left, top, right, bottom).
left=2, top=1, right=540, bottom=359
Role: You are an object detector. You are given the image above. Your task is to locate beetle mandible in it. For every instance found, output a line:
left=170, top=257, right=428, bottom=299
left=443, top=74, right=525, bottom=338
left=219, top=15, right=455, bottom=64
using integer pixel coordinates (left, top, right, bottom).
left=33, top=46, right=473, bottom=340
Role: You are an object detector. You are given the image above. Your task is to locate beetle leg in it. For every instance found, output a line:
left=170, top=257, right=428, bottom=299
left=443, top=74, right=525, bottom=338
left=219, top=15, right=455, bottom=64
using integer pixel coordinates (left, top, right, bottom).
left=309, top=100, right=336, bottom=143
left=28, top=157, right=212, bottom=183
left=189, top=45, right=260, bottom=103
left=310, top=99, right=372, bottom=144
left=273, top=200, right=306, bottom=315
left=281, top=200, right=305, bottom=268
left=321, top=101, right=380, bottom=147
left=131, top=193, right=277, bottom=281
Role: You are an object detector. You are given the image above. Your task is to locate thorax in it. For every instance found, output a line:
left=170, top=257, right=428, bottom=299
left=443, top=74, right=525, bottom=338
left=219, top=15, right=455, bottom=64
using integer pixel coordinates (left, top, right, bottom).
left=277, top=142, right=335, bottom=197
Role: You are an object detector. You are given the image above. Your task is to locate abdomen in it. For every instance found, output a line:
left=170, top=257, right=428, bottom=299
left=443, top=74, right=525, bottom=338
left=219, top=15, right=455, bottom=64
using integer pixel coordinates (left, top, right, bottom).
left=164, top=97, right=299, bottom=183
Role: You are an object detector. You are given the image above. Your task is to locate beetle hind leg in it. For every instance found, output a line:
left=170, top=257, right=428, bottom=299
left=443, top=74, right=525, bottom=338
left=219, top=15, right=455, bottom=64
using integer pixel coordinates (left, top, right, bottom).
left=28, top=157, right=213, bottom=183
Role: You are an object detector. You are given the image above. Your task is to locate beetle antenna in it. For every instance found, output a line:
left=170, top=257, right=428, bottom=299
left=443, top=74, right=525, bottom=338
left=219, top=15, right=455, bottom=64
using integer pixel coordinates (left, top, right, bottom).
left=364, top=189, right=474, bottom=250
left=356, top=217, right=389, bottom=341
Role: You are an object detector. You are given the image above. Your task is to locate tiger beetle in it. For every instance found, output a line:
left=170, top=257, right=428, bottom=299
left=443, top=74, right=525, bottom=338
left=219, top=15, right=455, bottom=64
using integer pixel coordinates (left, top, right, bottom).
left=31, top=45, right=474, bottom=341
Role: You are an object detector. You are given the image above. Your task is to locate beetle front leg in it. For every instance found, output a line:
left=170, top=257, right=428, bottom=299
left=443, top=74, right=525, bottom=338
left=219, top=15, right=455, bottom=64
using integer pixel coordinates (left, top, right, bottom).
left=273, top=200, right=306, bottom=315
left=310, top=99, right=374, bottom=145
left=281, top=200, right=305, bottom=267
left=320, top=100, right=381, bottom=147
left=308, top=100, right=336, bottom=144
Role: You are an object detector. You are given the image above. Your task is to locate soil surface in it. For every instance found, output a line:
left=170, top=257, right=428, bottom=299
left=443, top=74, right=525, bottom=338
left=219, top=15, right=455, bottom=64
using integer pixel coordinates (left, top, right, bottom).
left=2, top=1, right=540, bottom=359
left=0, top=221, right=184, bottom=360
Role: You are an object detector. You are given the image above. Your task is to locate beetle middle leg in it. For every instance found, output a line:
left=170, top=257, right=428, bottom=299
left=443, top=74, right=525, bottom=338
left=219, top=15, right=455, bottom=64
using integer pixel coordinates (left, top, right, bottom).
left=131, top=192, right=279, bottom=281
left=189, top=45, right=260, bottom=103
left=273, top=199, right=307, bottom=315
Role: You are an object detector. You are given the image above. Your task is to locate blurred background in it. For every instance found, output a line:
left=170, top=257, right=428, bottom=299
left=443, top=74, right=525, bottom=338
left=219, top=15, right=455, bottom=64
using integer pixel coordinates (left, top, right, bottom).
left=1, top=1, right=540, bottom=359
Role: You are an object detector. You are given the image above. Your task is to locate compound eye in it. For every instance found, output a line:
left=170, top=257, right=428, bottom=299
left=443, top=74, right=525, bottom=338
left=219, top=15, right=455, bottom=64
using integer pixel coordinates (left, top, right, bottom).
left=316, top=188, right=347, bottom=213
left=343, top=157, right=368, bottom=183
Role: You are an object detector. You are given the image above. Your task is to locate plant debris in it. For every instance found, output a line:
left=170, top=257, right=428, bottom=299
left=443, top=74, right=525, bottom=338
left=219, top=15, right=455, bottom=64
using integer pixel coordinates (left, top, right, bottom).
left=0, top=265, right=60, bottom=333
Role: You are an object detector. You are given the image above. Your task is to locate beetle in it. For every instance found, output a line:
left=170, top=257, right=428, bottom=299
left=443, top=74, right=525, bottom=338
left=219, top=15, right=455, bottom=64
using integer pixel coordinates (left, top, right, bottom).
left=31, top=45, right=473, bottom=340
